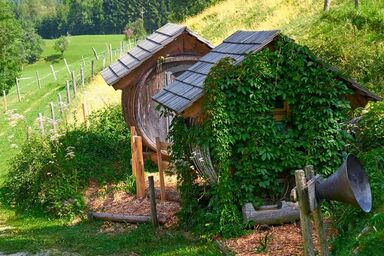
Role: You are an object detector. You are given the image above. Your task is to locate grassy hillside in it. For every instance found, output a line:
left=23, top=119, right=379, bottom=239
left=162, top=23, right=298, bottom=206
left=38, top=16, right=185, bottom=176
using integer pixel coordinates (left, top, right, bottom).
left=0, top=35, right=126, bottom=183
left=184, top=0, right=384, bottom=96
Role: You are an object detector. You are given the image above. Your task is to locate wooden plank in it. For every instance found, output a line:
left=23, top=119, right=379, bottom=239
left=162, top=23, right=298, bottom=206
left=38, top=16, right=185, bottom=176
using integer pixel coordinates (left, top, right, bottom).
left=295, top=169, right=315, bottom=256
left=305, top=165, right=329, bottom=256
left=156, top=137, right=166, bottom=202
left=130, top=126, right=137, bottom=176
left=134, top=135, right=146, bottom=198
left=148, top=176, right=159, bottom=228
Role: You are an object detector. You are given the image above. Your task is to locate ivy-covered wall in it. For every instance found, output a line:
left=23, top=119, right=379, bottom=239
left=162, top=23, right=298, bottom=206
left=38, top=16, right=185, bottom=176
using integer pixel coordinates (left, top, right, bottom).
left=169, top=36, right=353, bottom=237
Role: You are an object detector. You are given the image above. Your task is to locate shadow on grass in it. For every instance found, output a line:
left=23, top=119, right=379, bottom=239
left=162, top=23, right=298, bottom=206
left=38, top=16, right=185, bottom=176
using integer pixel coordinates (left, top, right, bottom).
left=44, top=54, right=62, bottom=64
left=0, top=215, right=222, bottom=256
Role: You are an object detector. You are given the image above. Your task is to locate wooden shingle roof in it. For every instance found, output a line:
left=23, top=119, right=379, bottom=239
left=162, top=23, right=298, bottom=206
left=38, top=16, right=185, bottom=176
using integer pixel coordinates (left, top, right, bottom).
left=152, top=30, right=280, bottom=113
left=153, top=30, right=381, bottom=113
left=101, top=23, right=214, bottom=86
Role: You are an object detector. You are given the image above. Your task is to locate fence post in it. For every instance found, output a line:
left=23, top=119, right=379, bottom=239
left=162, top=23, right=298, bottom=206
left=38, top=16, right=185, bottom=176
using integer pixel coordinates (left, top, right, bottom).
left=50, top=65, right=57, bottom=81
left=305, top=165, right=329, bottom=256
left=295, top=170, right=315, bottom=256
left=91, top=60, right=95, bottom=77
left=71, top=71, right=77, bottom=98
left=49, top=102, right=56, bottom=133
left=148, top=176, right=159, bottom=228
left=2, top=90, right=7, bottom=112
left=92, top=47, right=99, bottom=60
left=130, top=126, right=137, bottom=176
left=80, top=65, right=85, bottom=86
left=65, top=80, right=71, bottom=104
left=58, top=93, right=65, bottom=117
left=109, top=44, right=113, bottom=64
left=64, top=58, right=71, bottom=75
left=36, top=71, right=41, bottom=89
left=37, top=113, right=45, bottom=136
left=16, top=78, right=21, bottom=102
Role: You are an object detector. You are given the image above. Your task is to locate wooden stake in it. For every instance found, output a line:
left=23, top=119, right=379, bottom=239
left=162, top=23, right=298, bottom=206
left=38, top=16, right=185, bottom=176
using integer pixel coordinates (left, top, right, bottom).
left=2, top=90, right=7, bottom=112
left=64, top=58, right=71, bottom=75
left=71, top=71, right=77, bottom=97
left=58, top=93, right=64, bottom=117
left=36, top=71, right=41, bottom=89
left=295, top=170, right=315, bottom=256
left=49, top=102, right=56, bottom=133
left=16, top=78, right=21, bottom=102
left=148, top=176, right=159, bottom=228
left=80, top=65, right=85, bottom=86
left=50, top=65, right=57, bottom=81
left=305, top=165, right=329, bottom=256
left=37, top=113, right=45, bottom=136
left=134, top=136, right=146, bottom=198
left=131, top=126, right=137, bottom=177
left=92, top=47, right=99, bottom=60
left=82, top=102, right=88, bottom=128
left=156, top=137, right=166, bottom=202
left=91, top=60, right=95, bottom=77
left=65, top=80, right=71, bottom=104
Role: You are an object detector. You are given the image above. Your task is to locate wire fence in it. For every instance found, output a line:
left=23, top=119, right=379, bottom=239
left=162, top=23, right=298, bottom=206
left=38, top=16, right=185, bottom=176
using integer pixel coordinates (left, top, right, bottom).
left=1, top=38, right=139, bottom=140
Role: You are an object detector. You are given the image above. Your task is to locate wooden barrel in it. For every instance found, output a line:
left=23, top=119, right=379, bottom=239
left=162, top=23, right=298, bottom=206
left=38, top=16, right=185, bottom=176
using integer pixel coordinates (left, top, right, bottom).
left=122, top=55, right=200, bottom=151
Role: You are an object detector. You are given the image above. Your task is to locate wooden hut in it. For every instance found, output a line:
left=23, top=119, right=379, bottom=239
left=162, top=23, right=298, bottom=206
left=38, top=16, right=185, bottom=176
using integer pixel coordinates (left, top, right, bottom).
left=153, top=30, right=380, bottom=119
left=101, top=23, right=213, bottom=150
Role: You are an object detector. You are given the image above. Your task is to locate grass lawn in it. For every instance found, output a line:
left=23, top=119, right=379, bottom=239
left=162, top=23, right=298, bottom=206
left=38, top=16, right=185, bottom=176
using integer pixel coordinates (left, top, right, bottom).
left=0, top=209, right=222, bottom=255
left=0, top=34, right=127, bottom=183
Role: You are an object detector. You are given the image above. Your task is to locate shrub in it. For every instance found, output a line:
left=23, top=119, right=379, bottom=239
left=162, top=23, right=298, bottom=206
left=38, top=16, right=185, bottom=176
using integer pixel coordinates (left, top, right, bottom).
left=2, top=105, right=132, bottom=217
left=54, top=35, right=69, bottom=56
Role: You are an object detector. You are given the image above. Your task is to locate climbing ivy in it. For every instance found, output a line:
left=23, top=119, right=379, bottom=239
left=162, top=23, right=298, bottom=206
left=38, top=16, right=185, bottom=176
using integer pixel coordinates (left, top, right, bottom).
left=168, top=35, right=353, bottom=237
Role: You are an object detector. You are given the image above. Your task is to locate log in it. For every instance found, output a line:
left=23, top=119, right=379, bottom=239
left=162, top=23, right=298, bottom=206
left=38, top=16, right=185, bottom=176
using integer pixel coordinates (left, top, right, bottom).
left=145, top=188, right=180, bottom=202
left=242, top=201, right=300, bottom=225
left=88, top=212, right=166, bottom=224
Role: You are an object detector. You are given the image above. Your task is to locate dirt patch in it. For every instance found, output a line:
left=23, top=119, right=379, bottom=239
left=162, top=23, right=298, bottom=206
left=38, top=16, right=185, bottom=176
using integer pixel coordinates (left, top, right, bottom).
left=84, top=175, right=180, bottom=227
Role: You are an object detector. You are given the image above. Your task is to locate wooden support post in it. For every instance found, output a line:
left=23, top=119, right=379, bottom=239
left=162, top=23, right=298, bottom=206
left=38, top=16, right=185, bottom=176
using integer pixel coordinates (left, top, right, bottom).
left=295, top=169, right=315, bottom=256
left=305, top=165, right=329, bottom=256
left=49, top=102, right=56, bottom=133
left=82, top=102, right=88, bottom=128
left=156, top=137, right=166, bottom=202
left=91, top=60, right=95, bottom=77
left=50, top=65, right=57, bottom=81
left=65, top=80, right=71, bottom=104
left=36, top=71, right=41, bottom=89
left=64, top=58, right=71, bottom=75
left=16, top=78, right=21, bottom=102
left=2, top=90, right=7, bottom=112
left=37, top=113, right=45, bottom=136
left=92, top=47, right=99, bottom=60
left=71, top=71, right=77, bottom=97
left=130, top=126, right=137, bottom=176
left=148, top=176, right=159, bottom=228
left=80, top=65, right=85, bottom=86
left=134, top=135, right=146, bottom=198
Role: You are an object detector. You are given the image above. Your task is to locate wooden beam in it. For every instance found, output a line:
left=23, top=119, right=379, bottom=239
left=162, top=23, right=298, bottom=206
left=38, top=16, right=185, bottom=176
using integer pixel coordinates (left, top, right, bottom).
left=156, top=137, right=166, bottom=202
left=134, top=135, right=146, bottom=197
left=148, top=176, right=159, bottom=228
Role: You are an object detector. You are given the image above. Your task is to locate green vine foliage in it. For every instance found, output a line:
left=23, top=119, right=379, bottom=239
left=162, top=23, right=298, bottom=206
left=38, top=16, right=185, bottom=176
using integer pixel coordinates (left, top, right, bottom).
left=169, top=35, right=353, bottom=237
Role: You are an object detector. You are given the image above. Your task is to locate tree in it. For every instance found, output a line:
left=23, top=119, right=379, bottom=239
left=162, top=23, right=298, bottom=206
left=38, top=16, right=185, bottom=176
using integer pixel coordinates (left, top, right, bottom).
left=54, top=36, right=70, bottom=56
left=21, top=21, right=44, bottom=63
left=0, top=1, right=23, bottom=93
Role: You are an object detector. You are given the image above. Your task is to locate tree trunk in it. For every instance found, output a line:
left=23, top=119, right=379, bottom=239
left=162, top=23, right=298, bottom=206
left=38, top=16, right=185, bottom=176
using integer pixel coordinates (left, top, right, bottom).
left=88, top=212, right=167, bottom=224
left=324, top=0, right=331, bottom=11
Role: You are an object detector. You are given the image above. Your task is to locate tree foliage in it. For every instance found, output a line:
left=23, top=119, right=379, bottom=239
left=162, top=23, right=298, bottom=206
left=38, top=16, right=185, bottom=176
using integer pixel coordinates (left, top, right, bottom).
left=54, top=36, right=70, bottom=55
left=0, top=0, right=23, bottom=93
left=169, top=36, right=352, bottom=237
